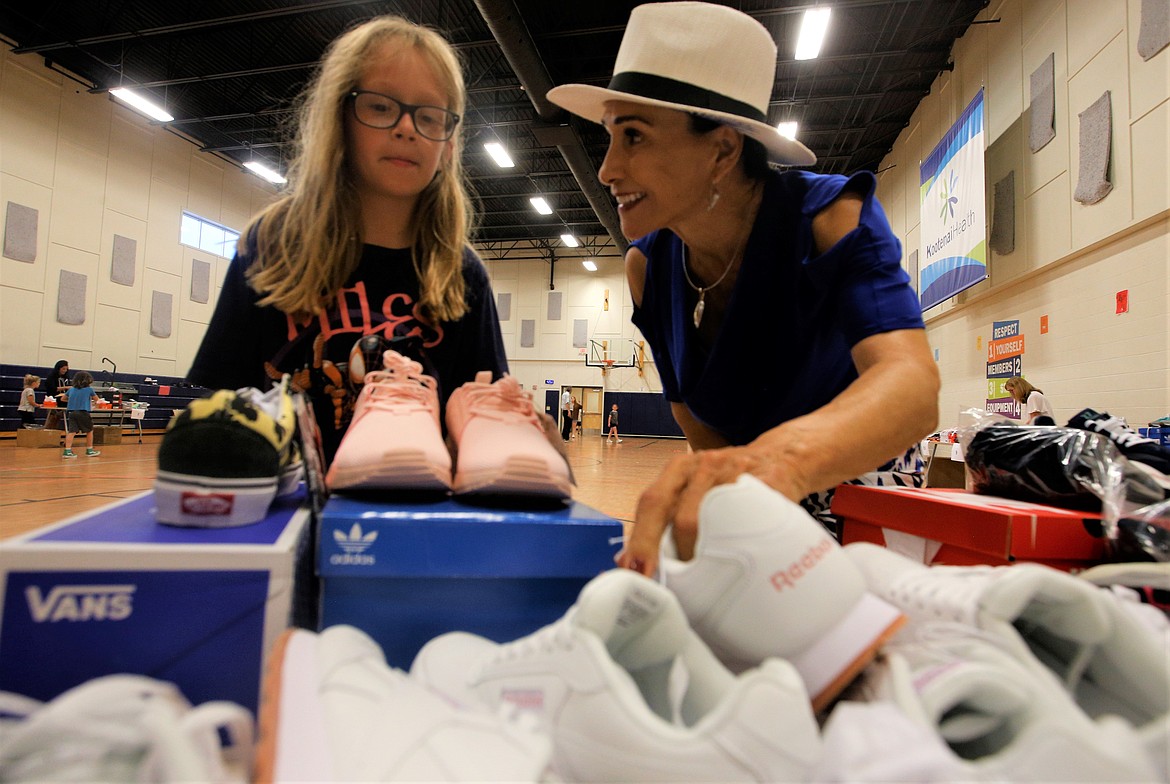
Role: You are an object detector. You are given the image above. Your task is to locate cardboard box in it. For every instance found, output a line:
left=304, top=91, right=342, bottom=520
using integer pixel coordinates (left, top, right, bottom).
left=923, top=440, right=966, bottom=488
left=0, top=490, right=313, bottom=714
left=91, top=425, right=122, bottom=445
left=832, top=485, right=1107, bottom=570
left=319, top=496, right=623, bottom=669
left=15, top=428, right=62, bottom=448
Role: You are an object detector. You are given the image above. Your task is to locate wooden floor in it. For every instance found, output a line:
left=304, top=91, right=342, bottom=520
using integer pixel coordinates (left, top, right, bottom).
left=0, top=431, right=689, bottom=541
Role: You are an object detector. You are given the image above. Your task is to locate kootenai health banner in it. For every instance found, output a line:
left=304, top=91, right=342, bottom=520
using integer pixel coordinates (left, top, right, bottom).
left=919, top=89, right=987, bottom=311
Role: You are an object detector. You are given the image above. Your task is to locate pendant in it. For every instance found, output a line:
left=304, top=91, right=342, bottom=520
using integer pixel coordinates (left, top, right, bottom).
left=693, top=293, right=706, bottom=329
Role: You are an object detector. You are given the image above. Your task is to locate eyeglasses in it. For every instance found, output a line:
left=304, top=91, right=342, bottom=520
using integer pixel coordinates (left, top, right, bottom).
left=347, top=90, right=460, bottom=141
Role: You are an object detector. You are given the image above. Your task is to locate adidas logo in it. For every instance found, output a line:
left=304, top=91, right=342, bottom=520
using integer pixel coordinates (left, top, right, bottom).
left=26, top=584, right=135, bottom=623
left=329, top=523, right=377, bottom=566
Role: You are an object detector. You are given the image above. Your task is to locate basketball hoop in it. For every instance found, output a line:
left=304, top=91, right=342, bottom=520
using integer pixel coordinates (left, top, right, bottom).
left=603, top=359, right=615, bottom=369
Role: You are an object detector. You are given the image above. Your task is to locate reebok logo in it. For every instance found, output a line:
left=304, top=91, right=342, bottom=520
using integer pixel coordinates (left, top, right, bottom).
left=769, top=538, right=833, bottom=592
left=26, top=584, right=135, bottom=622
left=329, top=523, right=377, bottom=566
left=501, top=688, right=545, bottom=713
left=180, top=491, right=234, bottom=516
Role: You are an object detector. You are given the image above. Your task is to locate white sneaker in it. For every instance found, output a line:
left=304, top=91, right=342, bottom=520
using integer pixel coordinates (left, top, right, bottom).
left=661, top=474, right=905, bottom=712
left=846, top=542, right=1170, bottom=772
left=848, top=626, right=1159, bottom=781
left=255, top=625, right=551, bottom=782
left=0, top=675, right=253, bottom=783
left=410, top=568, right=822, bottom=783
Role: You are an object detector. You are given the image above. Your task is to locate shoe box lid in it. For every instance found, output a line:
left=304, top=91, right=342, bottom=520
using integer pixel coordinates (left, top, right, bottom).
left=832, top=485, right=1107, bottom=568
left=0, top=490, right=313, bottom=714
left=318, top=496, right=622, bottom=578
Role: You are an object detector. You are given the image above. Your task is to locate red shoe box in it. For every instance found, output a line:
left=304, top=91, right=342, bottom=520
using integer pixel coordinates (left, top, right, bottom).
left=832, top=485, right=1107, bottom=571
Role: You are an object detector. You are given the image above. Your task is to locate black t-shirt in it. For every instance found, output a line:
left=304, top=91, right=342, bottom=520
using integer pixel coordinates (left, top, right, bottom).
left=188, top=243, right=508, bottom=462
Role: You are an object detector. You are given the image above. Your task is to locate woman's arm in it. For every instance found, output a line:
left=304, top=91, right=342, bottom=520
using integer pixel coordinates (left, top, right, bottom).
left=620, top=329, right=938, bottom=572
left=617, top=191, right=939, bottom=574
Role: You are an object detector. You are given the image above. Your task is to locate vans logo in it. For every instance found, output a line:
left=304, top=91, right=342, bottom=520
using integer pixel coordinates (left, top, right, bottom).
left=329, top=523, right=377, bottom=566
left=180, top=491, right=234, bottom=516
left=26, top=584, right=135, bottom=622
left=769, top=538, right=833, bottom=592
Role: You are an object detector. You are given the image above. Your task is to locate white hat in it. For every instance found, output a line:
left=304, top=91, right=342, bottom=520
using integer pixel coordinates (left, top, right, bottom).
left=546, top=2, right=816, bottom=166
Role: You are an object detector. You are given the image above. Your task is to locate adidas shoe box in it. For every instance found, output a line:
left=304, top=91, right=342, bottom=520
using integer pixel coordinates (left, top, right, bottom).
left=0, top=490, right=314, bottom=715
left=833, top=485, right=1107, bottom=570
left=318, top=496, right=623, bottom=668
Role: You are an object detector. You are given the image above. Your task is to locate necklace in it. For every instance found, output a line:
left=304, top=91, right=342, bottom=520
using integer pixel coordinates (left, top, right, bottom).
left=681, top=242, right=740, bottom=329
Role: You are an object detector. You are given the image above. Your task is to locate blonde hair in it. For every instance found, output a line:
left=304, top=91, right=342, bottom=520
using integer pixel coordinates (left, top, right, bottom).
left=1004, top=376, right=1040, bottom=402
left=24, top=374, right=40, bottom=388
left=244, top=15, right=473, bottom=322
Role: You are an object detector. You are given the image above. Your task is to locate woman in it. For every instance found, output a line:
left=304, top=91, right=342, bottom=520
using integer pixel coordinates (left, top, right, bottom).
left=42, top=359, right=69, bottom=430
left=547, top=2, right=939, bottom=573
left=188, top=16, right=508, bottom=464
left=1005, top=376, right=1055, bottom=425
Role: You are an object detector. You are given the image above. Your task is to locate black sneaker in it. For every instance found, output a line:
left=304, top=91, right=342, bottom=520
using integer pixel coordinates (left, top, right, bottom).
left=1067, top=408, right=1170, bottom=474
left=155, top=375, right=300, bottom=527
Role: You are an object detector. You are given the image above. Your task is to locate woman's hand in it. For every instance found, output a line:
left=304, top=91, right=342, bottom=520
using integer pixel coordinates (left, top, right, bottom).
left=616, top=441, right=808, bottom=576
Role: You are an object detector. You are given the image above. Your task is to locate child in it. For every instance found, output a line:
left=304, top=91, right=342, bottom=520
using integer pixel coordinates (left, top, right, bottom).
left=63, top=371, right=100, bottom=458
left=187, top=15, right=508, bottom=465
left=606, top=403, right=622, bottom=443
left=18, top=374, right=39, bottom=427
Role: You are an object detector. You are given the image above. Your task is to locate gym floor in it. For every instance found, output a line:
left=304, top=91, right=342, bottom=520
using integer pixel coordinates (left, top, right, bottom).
left=0, top=432, right=688, bottom=541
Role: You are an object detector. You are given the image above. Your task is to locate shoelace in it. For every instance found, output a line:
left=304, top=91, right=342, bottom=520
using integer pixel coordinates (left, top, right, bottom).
left=0, top=676, right=252, bottom=783
left=460, top=376, right=538, bottom=427
left=355, top=365, right=439, bottom=419
left=496, top=614, right=578, bottom=662
left=1087, top=416, right=1155, bottom=448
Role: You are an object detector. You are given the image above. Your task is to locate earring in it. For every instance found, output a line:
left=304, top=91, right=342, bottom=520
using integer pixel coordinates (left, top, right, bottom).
left=707, top=186, right=721, bottom=212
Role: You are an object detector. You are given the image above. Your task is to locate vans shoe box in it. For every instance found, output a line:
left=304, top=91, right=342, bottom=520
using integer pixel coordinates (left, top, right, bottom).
left=832, top=485, right=1106, bottom=571
left=0, top=490, right=314, bottom=715
left=319, top=496, right=622, bottom=669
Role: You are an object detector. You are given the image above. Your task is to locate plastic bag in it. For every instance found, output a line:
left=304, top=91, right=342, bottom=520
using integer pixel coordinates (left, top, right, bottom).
left=957, top=408, right=1168, bottom=548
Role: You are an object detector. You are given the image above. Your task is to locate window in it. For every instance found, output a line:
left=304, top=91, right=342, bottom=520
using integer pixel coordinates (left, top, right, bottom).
left=181, top=212, right=240, bottom=258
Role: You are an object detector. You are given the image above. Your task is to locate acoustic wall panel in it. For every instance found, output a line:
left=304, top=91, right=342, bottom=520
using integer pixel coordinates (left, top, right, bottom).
left=111, top=234, right=136, bottom=285
left=547, top=291, right=562, bottom=321
left=1073, top=91, right=1113, bottom=205
left=520, top=319, right=535, bottom=348
left=150, top=291, right=173, bottom=338
left=56, top=270, right=87, bottom=325
left=572, top=319, right=588, bottom=348
left=496, top=292, right=512, bottom=321
left=3, top=202, right=38, bottom=262
left=1029, top=53, right=1056, bottom=152
left=190, top=258, right=211, bottom=303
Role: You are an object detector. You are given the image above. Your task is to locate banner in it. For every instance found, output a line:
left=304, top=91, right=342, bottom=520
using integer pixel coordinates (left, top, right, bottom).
left=985, top=320, right=1022, bottom=419
left=919, top=90, right=988, bottom=311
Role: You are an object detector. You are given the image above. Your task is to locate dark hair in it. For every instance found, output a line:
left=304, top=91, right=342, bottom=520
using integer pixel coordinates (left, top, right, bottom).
left=72, top=371, right=93, bottom=388
left=52, top=359, right=69, bottom=373
left=689, top=115, right=770, bottom=181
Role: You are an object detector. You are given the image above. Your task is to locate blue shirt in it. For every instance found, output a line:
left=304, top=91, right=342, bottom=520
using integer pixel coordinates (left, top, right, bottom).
left=66, top=386, right=97, bottom=411
left=631, top=169, right=924, bottom=446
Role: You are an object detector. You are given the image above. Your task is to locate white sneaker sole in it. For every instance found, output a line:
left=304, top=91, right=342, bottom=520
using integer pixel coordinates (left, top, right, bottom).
left=254, top=629, right=332, bottom=783
left=788, top=592, right=906, bottom=712
left=326, top=449, right=452, bottom=492
left=453, top=455, right=572, bottom=500
left=154, top=471, right=276, bottom=527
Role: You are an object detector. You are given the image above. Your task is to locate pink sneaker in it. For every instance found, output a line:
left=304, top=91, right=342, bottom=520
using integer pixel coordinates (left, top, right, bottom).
left=326, top=350, right=452, bottom=492
left=447, top=372, right=573, bottom=499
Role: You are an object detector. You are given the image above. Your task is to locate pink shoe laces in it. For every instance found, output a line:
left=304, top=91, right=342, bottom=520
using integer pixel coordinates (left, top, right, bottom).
left=460, top=375, right=539, bottom=428
left=353, top=352, right=439, bottom=422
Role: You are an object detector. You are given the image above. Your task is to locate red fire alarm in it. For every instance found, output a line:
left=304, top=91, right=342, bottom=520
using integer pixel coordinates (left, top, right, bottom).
left=1116, top=290, right=1129, bottom=314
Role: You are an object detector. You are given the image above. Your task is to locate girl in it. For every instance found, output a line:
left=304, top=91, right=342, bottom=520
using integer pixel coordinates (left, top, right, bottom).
left=606, top=403, right=622, bottom=443
left=187, top=15, right=507, bottom=464
left=63, top=371, right=100, bottom=458
left=1005, top=376, right=1055, bottom=425
left=18, top=374, right=39, bottom=428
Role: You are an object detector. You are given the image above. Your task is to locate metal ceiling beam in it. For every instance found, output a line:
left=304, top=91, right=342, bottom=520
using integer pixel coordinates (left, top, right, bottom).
left=12, top=0, right=386, bottom=54
left=473, top=0, right=628, bottom=255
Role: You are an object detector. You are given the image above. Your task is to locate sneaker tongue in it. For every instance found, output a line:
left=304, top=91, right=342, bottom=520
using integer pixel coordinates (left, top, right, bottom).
left=573, top=571, right=689, bottom=671
left=911, top=660, right=1028, bottom=745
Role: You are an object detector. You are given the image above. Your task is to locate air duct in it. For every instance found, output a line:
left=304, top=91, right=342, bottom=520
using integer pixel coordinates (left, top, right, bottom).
left=473, top=0, right=628, bottom=253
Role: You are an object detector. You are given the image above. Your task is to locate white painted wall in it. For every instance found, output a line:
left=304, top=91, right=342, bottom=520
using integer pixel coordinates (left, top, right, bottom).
left=874, top=0, right=1169, bottom=428
left=0, top=49, right=276, bottom=377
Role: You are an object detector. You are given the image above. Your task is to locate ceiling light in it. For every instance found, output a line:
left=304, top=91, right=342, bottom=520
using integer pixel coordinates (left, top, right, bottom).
left=776, top=121, right=798, bottom=140
left=530, top=197, right=553, bottom=215
left=484, top=142, right=514, bottom=168
left=109, top=87, right=174, bottom=122
left=582, top=260, right=597, bottom=271
left=795, top=8, right=832, bottom=61
left=560, top=233, right=579, bottom=247
left=244, top=161, right=287, bottom=184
